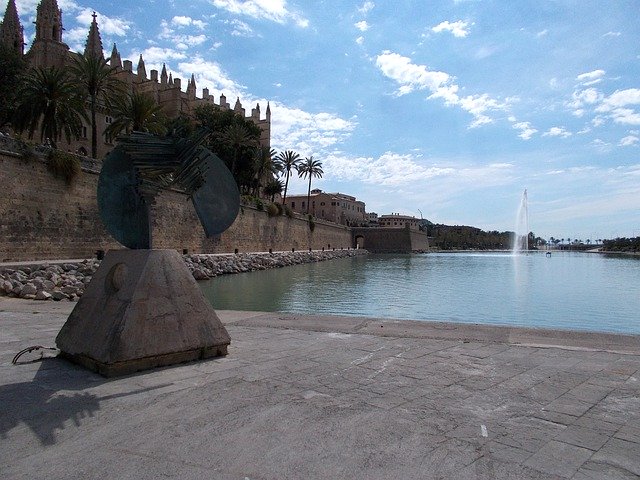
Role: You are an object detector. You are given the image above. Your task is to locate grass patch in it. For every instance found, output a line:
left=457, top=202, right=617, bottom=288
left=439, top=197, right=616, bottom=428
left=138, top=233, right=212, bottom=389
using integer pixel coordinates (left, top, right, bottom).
left=47, top=150, right=80, bottom=185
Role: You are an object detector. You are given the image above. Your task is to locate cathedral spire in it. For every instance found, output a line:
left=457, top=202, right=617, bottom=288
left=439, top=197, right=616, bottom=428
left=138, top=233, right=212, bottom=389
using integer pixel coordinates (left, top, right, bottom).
left=0, top=0, right=24, bottom=55
left=109, top=43, right=122, bottom=69
left=83, top=11, right=103, bottom=58
left=34, top=0, right=63, bottom=43
left=160, top=63, right=168, bottom=85
left=137, top=54, right=147, bottom=79
left=186, top=73, right=196, bottom=97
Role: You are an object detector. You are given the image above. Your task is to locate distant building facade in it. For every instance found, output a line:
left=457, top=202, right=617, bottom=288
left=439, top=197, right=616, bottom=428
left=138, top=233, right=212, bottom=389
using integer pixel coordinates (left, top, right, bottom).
left=0, top=0, right=271, bottom=159
left=285, top=189, right=366, bottom=226
left=378, top=213, right=421, bottom=231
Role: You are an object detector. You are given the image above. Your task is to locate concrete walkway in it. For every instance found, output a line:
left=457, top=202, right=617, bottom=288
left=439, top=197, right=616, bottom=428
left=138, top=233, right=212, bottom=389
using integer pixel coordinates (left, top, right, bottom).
left=1, top=298, right=639, bottom=479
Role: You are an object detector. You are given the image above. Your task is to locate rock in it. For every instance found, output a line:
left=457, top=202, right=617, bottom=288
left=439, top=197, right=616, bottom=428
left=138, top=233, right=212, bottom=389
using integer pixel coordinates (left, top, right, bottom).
left=192, top=268, right=209, bottom=280
left=1, top=280, right=13, bottom=293
left=35, top=290, right=52, bottom=300
left=51, top=291, right=68, bottom=301
left=61, top=286, right=78, bottom=295
left=20, top=284, right=37, bottom=297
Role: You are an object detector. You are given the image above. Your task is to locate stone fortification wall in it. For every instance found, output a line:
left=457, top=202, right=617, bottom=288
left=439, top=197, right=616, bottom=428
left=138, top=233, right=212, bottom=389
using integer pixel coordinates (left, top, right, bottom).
left=0, top=151, right=353, bottom=262
left=352, top=227, right=429, bottom=253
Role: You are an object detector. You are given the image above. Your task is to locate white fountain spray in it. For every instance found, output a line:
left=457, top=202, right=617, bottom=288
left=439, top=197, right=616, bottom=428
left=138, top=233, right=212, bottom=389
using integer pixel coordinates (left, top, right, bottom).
left=513, top=189, right=529, bottom=253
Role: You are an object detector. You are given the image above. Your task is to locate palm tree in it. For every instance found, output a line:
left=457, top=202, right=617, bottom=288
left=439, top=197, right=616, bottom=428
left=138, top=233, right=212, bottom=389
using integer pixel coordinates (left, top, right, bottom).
left=104, top=92, right=166, bottom=141
left=70, top=53, right=124, bottom=158
left=263, top=178, right=284, bottom=202
left=274, top=150, right=301, bottom=204
left=296, top=156, right=324, bottom=214
left=13, top=67, right=87, bottom=148
left=219, top=123, right=258, bottom=177
left=252, top=146, right=278, bottom=196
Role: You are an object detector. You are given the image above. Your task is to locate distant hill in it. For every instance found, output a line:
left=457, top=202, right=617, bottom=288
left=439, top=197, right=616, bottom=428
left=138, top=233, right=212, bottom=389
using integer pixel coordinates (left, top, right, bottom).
left=427, top=224, right=513, bottom=250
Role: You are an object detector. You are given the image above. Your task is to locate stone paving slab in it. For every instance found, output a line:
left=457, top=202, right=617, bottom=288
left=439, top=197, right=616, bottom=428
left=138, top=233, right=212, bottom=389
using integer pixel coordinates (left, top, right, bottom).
left=1, top=298, right=639, bottom=479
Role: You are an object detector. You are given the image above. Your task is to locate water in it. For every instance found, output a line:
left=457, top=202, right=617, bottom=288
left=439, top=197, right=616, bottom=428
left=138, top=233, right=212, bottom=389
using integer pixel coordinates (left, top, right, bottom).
left=200, top=252, right=640, bottom=334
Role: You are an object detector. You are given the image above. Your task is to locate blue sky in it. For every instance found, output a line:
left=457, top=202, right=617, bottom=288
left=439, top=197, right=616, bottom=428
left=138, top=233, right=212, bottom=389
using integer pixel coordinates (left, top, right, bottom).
left=10, top=0, right=640, bottom=240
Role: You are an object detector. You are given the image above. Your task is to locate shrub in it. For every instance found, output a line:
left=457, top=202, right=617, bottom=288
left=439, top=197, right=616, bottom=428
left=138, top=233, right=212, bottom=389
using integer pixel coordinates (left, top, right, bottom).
left=48, top=150, right=80, bottom=185
left=283, top=204, right=294, bottom=218
left=254, top=198, right=264, bottom=211
left=308, top=214, right=315, bottom=232
left=15, top=139, right=37, bottom=162
left=275, top=203, right=283, bottom=215
left=266, top=202, right=279, bottom=217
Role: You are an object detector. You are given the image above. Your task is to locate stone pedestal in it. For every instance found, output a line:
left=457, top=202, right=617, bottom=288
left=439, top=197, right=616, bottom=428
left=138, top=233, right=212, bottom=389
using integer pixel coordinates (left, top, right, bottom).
left=56, top=249, right=230, bottom=377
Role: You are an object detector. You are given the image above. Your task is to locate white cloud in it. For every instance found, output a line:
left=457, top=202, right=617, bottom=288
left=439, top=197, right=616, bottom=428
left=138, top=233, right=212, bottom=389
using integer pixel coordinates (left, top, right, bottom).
left=354, top=21, right=369, bottom=32
left=542, top=127, right=572, bottom=138
left=576, top=69, right=605, bottom=82
left=536, top=29, right=548, bottom=38
left=512, top=121, right=537, bottom=140
left=596, top=89, right=640, bottom=125
left=599, top=88, right=640, bottom=109
left=602, top=31, right=621, bottom=37
left=159, top=19, right=211, bottom=47
left=270, top=104, right=356, bottom=155
left=566, top=88, right=603, bottom=116
left=619, top=135, right=639, bottom=147
left=175, top=57, right=242, bottom=95
left=576, top=69, right=605, bottom=86
left=64, top=9, right=131, bottom=52
left=324, top=153, right=515, bottom=205
left=228, top=19, right=255, bottom=36
left=171, top=16, right=207, bottom=30
left=431, top=20, right=472, bottom=38
left=375, top=51, right=450, bottom=95
left=133, top=47, right=188, bottom=65
left=591, top=139, right=612, bottom=151
left=356, top=36, right=364, bottom=45
left=211, top=0, right=309, bottom=28
left=77, top=10, right=131, bottom=37
left=358, top=1, right=375, bottom=14
left=375, top=51, right=508, bottom=128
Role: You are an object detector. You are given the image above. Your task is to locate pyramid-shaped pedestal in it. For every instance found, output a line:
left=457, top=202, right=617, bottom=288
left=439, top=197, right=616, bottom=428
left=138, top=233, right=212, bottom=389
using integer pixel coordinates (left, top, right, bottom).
left=56, top=249, right=230, bottom=377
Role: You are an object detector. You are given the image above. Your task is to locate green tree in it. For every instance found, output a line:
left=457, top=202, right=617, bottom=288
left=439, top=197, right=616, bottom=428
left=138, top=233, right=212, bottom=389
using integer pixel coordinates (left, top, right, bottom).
left=13, top=67, right=87, bottom=148
left=70, top=53, right=125, bottom=158
left=274, top=150, right=301, bottom=204
left=192, top=104, right=261, bottom=187
left=296, top=156, right=324, bottom=214
left=219, top=123, right=258, bottom=179
left=0, top=45, right=26, bottom=129
left=263, top=178, right=284, bottom=202
left=252, top=146, right=279, bottom=196
left=104, top=92, right=166, bottom=140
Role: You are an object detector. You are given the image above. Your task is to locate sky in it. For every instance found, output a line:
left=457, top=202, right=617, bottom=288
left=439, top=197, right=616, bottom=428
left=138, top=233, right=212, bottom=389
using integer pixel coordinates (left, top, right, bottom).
left=7, top=0, right=640, bottom=241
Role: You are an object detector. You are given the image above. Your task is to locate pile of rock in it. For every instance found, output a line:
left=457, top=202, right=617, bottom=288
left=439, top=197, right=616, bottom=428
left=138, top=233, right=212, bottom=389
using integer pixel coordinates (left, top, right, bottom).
left=185, top=249, right=366, bottom=280
left=0, top=259, right=99, bottom=301
left=0, top=249, right=367, bottom=301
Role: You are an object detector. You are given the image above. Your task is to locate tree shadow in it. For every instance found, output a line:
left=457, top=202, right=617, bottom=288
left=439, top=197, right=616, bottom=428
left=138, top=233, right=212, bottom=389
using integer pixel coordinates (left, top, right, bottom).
left=0, top=357, right=170, bottom=446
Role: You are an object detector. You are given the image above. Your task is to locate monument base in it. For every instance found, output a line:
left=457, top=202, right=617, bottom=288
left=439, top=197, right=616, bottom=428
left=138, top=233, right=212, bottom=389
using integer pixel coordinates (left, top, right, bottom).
left=56, top=249, right=230, bottom=377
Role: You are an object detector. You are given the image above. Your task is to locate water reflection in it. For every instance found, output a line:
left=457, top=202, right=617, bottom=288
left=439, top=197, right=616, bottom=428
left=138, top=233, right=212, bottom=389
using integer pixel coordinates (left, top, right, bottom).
left=200, top=252, right=640, bottom=334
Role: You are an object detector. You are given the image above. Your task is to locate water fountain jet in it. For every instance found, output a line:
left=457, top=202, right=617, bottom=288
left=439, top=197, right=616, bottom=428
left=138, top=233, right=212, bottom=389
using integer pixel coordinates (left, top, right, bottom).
left=513, top=189, right=529, bottom=253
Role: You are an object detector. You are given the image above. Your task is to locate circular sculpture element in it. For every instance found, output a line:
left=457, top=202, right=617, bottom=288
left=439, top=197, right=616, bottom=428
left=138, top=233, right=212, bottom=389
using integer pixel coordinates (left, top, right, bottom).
left=105, top=263, right=128, bottom=292
left=97, top=131, right=240, bottom=249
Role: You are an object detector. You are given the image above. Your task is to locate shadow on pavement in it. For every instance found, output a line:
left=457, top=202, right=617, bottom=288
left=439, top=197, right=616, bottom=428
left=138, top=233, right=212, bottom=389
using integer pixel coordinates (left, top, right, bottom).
left=0, top=357, right=170, bottom=445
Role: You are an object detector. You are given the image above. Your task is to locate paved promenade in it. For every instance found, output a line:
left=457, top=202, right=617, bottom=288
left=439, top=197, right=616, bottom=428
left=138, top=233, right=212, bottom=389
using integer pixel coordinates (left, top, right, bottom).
left=1, top=297, right=639, bottom=479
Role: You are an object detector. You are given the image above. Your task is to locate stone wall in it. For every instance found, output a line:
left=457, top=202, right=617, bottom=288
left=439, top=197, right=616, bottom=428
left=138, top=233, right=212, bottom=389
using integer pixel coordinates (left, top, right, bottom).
left=352, top=227, right=429, bottom=253
left=0, top=150, right=353, bottom=262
